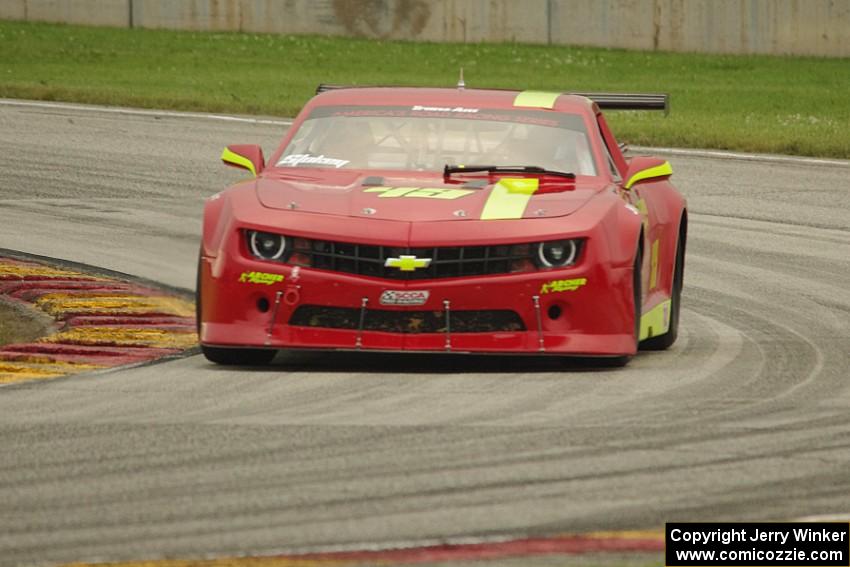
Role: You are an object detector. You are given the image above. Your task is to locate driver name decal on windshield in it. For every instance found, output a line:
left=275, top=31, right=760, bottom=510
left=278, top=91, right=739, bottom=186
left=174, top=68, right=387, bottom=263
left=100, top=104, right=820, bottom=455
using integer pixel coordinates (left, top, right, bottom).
left=411, top=105, right=479, bottom=113
left=364, top=187, right=475, bottom=200
left=277, top=154, right=350, bottom=169
left=327, top=108, right=560, bottom=127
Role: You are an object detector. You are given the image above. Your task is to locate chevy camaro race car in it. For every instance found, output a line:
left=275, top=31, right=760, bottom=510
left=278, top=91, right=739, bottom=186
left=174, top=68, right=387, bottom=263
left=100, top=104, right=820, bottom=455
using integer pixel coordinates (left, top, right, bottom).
left=197, top=84, right=686, bottom=366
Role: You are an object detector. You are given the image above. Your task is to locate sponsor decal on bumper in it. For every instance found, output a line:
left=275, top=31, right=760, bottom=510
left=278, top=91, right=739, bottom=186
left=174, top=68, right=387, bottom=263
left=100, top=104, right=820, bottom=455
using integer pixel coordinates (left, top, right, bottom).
left=379, top=289, right=430, bottom=306
left=540, top=277, right=587, bottom=294
left=238, top=271, right=284, bottom=285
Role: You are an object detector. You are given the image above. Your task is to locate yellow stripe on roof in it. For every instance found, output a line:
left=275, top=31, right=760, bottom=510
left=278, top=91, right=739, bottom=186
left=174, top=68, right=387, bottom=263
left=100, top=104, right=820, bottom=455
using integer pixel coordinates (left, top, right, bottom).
left=513, top=90, right=561, bottom=109
left=480, top=178, right=539, bottom=220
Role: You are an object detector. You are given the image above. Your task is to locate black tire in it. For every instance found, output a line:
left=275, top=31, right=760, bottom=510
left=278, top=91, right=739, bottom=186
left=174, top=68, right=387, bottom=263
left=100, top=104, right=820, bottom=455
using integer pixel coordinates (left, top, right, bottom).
left=640, top=226, right=685, bottom=351
left=196, top=251, right=277, bottom=366
left=201, top=345, right=277, bottom=366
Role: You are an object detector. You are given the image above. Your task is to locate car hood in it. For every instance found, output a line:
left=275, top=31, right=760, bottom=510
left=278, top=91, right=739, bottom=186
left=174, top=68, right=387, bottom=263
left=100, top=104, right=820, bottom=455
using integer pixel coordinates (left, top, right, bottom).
left=255, top=170, right=606, bottom=221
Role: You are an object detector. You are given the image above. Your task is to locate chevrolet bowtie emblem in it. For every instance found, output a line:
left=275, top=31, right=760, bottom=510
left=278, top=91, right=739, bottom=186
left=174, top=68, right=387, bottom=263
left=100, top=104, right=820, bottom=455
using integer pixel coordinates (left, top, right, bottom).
left=384, top=255, right=432, bottom=272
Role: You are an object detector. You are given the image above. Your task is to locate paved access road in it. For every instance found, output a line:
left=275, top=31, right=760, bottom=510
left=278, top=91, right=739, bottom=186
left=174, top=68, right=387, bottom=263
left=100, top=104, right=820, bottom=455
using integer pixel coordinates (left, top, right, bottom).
left=1, top=101, right=849, bottom=566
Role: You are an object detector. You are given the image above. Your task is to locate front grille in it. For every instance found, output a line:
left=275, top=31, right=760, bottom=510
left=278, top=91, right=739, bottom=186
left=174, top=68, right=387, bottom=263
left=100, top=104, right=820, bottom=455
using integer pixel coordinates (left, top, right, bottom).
left=291, top=238, right=534, bottom=280
left=289, top=305, right=526, bottom=333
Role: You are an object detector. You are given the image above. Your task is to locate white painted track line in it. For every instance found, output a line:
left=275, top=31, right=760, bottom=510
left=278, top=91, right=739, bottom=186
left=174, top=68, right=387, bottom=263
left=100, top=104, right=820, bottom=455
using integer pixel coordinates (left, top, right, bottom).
left=632, top=145, right=850, bottom=168
left=0, top=98, right=293, bottom=126
left=794, top=514, right=850, bottom=522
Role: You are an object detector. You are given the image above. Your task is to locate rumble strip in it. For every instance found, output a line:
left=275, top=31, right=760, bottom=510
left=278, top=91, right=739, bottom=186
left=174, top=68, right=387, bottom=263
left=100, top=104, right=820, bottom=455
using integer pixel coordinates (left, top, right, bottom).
left=0, top=256, right=197, bottom=384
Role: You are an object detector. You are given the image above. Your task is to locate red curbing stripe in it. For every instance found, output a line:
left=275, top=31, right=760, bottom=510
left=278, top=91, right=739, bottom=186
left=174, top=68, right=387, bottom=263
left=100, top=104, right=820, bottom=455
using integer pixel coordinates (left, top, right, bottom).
left=48, top=532, right=665, bottom=567
left=62, top=323, right=196, bottom=332
left=0, top=343, right=183, bottom=366
left=4, top=281, right=136, bottom=297
left=11, top=287, right=136, bottom=302
left=0, top=343, right=181, bottom=357
left=295, top=534, right=665, bottom=564
left=47, top=310, right=192, bottom=322
left=64, top=315, right=195, bottom=327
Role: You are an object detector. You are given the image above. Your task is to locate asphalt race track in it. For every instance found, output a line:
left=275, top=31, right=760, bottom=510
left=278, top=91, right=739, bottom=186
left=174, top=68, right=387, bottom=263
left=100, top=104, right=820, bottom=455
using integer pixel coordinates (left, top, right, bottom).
left=1, top=101, right=849, bottom=566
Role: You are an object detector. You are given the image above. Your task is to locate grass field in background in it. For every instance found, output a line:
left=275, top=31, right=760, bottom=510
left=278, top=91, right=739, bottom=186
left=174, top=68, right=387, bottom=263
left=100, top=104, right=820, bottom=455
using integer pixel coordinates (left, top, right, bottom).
left=1, top=20, right=848, bottom=158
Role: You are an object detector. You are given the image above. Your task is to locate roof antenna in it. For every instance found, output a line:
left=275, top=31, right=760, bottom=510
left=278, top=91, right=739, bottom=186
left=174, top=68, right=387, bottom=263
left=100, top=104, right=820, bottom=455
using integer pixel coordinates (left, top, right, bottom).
left=457, top=67, right=465, bottom=90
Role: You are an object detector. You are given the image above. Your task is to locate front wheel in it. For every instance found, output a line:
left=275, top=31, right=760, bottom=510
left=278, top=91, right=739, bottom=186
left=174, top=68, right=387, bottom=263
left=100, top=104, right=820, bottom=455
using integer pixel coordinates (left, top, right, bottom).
left=201, top=345, right=277, bottom=366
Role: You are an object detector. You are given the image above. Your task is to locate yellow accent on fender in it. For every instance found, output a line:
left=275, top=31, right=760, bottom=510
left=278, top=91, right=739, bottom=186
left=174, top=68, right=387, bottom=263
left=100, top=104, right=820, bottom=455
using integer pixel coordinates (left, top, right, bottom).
left=649, top=239, right=659, bottom=290
left=624, top=161, right=672, bottom=190
left=221, top=147, right=256, bottom=177
left=514, top=90, right=561, bottom=109
left=480, top=178, right=539, bottom=220
left=639, top=299, right=672, bottom=341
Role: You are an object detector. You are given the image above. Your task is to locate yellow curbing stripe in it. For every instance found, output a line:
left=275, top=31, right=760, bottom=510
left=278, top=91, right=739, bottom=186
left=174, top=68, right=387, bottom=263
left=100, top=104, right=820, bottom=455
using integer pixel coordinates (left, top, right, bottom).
left=584, top=529, right=664, bottom=540
left=0, top=369, right=65, bottom=383
left=0, top=263, right=100, bottom=280
left=513, top=90, right=561, bottom=109
left=40, top=327, right=198, bottom=349
left=221, top=147, right=257, bottom=177
left=480, top=178, right=539, bottom=220
left=0, top=360, right=101, bottom=383
left=624, top=161, right=673, bottom=190
left=35, top=293, right=195, bottom=318
left=639, top=299, right=672, bottom=341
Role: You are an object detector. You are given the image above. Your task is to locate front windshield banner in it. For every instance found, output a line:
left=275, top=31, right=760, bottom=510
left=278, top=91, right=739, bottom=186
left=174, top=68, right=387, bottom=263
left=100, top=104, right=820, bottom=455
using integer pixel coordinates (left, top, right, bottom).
left=277, top=105, right=597, bottom=175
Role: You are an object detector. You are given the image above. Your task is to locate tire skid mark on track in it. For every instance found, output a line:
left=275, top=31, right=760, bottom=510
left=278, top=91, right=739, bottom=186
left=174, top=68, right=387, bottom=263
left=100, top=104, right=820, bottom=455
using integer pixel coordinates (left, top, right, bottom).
left=0, top=256, right=197, bottom=384
left=691, top=214, right=850, bottom=246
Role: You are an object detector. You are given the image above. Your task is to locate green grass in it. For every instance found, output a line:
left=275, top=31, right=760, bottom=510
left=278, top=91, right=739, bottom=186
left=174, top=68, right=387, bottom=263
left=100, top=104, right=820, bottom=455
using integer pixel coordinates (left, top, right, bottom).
left=1, top=20, right=848, bottom=158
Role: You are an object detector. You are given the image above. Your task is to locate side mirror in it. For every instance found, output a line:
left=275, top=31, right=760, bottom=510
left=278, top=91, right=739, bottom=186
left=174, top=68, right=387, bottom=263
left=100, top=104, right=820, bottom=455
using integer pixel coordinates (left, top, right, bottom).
left=221, top=144, right=265, bottom=177
left=624, top=156, right=672, bottom=190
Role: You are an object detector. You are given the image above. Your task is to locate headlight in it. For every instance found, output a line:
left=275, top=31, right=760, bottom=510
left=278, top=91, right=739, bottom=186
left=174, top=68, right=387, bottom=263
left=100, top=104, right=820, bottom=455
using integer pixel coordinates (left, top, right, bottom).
left=248, top=230, right=287, bottom=261
left=536, top=240, right=579, bottom=268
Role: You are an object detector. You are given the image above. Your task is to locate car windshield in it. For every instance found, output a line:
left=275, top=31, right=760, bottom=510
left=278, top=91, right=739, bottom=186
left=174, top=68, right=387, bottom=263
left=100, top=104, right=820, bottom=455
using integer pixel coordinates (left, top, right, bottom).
left=277, top=105, right=598, bottom=176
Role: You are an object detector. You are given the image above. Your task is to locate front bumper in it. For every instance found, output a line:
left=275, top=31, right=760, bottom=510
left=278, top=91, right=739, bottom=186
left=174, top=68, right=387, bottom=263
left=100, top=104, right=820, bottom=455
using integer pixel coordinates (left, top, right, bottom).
left=199, top=252, right=637, bottom=357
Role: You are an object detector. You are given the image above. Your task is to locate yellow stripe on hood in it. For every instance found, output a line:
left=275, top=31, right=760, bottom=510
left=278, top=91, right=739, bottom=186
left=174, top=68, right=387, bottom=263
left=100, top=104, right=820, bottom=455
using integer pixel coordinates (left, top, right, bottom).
left=480, top=178, right=539, bottom=220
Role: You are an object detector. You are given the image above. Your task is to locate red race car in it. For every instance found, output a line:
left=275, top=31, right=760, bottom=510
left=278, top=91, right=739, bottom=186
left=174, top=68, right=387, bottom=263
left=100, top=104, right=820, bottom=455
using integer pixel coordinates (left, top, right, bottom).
left=197, top=84, right=686, bottom=366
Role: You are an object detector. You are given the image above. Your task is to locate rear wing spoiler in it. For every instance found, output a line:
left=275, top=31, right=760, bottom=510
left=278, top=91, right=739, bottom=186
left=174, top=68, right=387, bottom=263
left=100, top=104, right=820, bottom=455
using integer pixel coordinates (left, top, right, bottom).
left=315, top=84, right=669, bottom=114
left=572, top=92, right=668, bottom=114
